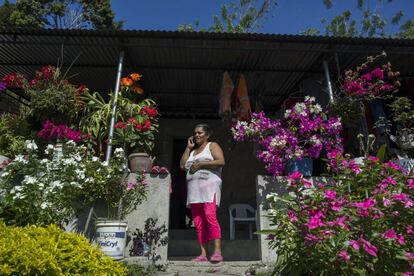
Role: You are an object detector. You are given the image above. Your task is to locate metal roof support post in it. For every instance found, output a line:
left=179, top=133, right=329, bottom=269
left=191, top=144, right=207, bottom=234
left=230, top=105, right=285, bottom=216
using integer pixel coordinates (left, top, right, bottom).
left=105, top=50, right=125, bottom=164
left=83, top=50, right=124, bottom=236
left=323, top=59, right=334, bottom=103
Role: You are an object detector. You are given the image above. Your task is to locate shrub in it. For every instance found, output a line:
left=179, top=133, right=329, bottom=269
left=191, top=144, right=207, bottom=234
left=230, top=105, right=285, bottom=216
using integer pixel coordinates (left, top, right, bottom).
left=0, top=221, right=127, bottom=275
left=264, top=157, right=414, bottom=275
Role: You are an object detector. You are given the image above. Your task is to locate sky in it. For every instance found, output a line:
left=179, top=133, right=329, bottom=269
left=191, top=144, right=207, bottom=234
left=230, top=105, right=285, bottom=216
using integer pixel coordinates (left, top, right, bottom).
left=111, top=0, right=414, bottom=35
left=1, top=0, right=413, bottom=34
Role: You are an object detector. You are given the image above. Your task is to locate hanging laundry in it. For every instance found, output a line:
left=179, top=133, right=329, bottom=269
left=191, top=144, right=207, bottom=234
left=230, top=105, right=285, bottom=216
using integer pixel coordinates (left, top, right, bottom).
left=218, top=71, right=234, bottom=125
left=233, top=74, right=252, bottom=122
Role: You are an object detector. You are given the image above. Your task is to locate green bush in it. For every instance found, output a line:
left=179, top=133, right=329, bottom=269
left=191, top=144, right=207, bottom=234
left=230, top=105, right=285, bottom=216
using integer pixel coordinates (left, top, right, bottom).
left=0, top=222, right=127, bottom=275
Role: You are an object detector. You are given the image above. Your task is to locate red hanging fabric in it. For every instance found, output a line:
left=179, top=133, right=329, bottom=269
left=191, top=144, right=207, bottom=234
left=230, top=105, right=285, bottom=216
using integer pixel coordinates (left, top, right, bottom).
left=233, top=74, right=252, bottom=122
left=218, top=71, right=234, bottom=125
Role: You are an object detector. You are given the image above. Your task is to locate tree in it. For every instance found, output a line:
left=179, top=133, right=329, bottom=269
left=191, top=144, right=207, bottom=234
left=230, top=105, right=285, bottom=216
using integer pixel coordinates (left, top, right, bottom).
left=0, top=0, right=121, bottom=29
left=178, top=0, right=278, bottom=33
left=302, top=0, right=414, bottom=38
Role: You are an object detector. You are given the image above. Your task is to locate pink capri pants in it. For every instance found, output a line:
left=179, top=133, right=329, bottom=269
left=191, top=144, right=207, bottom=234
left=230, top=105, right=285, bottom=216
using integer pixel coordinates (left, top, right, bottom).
left=190, top=196, right=221, bottom=244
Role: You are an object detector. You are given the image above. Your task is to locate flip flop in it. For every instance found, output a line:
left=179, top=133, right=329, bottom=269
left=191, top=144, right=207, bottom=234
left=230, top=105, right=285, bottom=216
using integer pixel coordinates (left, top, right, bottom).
left=191, top=255, right=208, bottom=262
left=210, top=253, right=223, bottom=263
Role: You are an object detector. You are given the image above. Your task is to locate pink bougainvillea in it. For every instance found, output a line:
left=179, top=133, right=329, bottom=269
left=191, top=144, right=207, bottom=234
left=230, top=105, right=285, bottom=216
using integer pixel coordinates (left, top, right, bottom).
left=231, top=96, right=343, bottom=175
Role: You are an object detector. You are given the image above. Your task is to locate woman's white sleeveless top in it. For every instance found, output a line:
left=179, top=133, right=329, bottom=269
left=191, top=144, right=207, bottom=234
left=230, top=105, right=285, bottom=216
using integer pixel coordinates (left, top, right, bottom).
left=185, top=142, right=222, bottom=207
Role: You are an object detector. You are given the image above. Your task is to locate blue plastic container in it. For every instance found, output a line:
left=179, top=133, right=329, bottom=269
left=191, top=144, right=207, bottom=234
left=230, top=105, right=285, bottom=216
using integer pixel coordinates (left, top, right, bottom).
left=285, top=158, right=313, bottom=176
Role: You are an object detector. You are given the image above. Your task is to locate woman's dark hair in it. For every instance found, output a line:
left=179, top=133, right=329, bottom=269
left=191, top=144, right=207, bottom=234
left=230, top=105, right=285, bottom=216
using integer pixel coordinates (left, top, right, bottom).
left=194, top=123, right=213, bottom=137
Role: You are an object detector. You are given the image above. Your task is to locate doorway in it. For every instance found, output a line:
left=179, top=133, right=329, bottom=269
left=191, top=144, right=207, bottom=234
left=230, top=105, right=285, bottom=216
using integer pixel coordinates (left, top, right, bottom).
left=169, top=138, right=190, bottom=229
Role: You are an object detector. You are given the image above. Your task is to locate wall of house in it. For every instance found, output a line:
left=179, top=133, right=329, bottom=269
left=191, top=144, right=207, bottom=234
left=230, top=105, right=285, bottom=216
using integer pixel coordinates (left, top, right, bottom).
left=155, top=118, right=266, bottom=238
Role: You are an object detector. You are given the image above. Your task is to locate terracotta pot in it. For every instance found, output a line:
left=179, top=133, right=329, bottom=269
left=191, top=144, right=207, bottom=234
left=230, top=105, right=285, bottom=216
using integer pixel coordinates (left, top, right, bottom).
left=128, top=153, right=153, bottom=173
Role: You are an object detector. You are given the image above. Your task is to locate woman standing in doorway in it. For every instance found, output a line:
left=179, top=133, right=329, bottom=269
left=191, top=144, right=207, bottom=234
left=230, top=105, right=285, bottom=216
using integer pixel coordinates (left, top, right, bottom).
left=179, top=124, right=225, bottom=263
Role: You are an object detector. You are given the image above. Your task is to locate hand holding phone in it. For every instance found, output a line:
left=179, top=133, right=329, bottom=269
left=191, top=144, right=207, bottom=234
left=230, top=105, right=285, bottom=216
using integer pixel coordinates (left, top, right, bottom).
left=187, top=136, right=195, bottom=149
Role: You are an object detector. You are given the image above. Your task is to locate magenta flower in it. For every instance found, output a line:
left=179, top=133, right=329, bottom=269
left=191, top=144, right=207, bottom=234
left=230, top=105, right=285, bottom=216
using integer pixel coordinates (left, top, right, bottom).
left=354, top=198, right=376, bottom=210
left=359, top=237, right=378, bottom=257
left=406, top=252, right=414, bottom=260
left=338, top=250, right=350, bottom=261
left=349, top=240, right=360, bottom=251
left=324, top=190, right=336, bottom=200
left=371, top=68, right=384, bottom=80
left=287, top=210, right=298, bottom=222
left=408, top=179, right=414, bottom=190
left=361, top=73, right=372, bottom=82
left=393, top=193, right=409, bottom=202
left=127, top=182, right=137, bottom=191
left=382, top=197, right=392, bottom=207
left=382, top=229, right=397, bottom=239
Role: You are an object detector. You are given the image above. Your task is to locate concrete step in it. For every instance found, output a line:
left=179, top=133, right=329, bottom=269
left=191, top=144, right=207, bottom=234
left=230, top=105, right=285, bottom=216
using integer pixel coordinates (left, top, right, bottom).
left=168, top=240, right=260, bottom=261
left=169, top=229, right=259, bottom=241
left=125, top=257, right=272, bottom=276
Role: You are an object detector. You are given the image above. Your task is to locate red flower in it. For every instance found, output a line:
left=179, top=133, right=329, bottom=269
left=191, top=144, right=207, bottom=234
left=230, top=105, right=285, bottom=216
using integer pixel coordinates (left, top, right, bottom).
left=127, top=117, right=138, bottom=125
left=115, top=121, right=127, bottom=129
left=143, top=119, right=151, bottom=131
left=140, top=106, right=159, bottom=117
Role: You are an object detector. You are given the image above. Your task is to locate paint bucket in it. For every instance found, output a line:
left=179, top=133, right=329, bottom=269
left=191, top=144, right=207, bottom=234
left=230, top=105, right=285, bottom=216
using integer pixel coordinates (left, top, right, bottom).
left=95, top=220, right=128, bottom=259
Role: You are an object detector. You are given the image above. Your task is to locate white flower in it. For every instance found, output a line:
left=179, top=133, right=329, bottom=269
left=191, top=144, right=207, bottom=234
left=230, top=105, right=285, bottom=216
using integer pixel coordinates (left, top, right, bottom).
left=305, top=96, right=315, bottom=102
left=1, top=171, right=9, bottom=177
left=40, top=202, right=50, bottom=209
left=23, top=175, right=37, bottom=185
left=73, top=154, right=82, bottom=162
left=40, top=159, right=49, bottom=164
left=25, top=140, right=38, bottom=150
left=51, top=180, right=63, bottom=189
left=114, top=148, right=124, bottom=154
left=45, top=144, right=54, bottom=154
left=102, top=161, right=108, bottom=166
left=70, top=181, right=80, bottom=187
left=266, top=192, right=278, bottom=201
left=66, top=140, right=76, bottom=146
left=284, top=109, right=292, bottom=118
left=14, top=155, right=25, bottom=163
left=92, top=157, right=99, bottom=162
left=63, top=158, right=76, bottom=165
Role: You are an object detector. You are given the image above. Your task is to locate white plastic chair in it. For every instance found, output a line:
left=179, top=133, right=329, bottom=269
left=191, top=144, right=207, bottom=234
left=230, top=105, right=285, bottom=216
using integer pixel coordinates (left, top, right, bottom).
left=229, top=204, right=257, bottom=240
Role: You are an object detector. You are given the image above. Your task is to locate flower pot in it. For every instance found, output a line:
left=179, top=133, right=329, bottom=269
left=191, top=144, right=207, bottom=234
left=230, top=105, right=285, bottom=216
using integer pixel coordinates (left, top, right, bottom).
left=128, top=153, right=153, bottom=173
left=396, top=158, right=414, bottom=173
left=285, top=158, right=313, bottom=176
left=95, top=220, right=128, bottom=259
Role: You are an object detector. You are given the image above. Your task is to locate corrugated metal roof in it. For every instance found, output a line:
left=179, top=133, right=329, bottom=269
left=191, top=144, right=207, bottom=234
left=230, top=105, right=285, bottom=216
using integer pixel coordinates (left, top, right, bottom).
left=1, top=27, right=414, bottom=116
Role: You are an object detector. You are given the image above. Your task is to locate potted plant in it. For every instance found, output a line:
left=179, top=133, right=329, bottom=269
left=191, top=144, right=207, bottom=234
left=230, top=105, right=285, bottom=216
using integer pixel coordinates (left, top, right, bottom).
left=113, top=103, right=159, bottom=173
left=0, top=139, right=147, bottom=259
left=2, top=66, right=86, bottom=128
left=329, top=52, right=400, bottom=125
left=389, top=96, right=414, bottom=150
left=0, top=113, right=27, bottom=163
left=232, top=96, right=343, bottom=176
left=388, top=96, right=414, bottom=172
left=80, top=73, right=159, bottom=171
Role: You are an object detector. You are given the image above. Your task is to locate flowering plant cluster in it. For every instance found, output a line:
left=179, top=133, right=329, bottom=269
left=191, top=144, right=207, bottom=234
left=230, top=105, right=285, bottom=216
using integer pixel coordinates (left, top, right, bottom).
left=329, top=53, right=400, bottom=124
left=121, top=72, right=144, bottom=100
left=1, top=66, right=87, bottom=126
left=0, top=141, right=147, bottom=226
left=114, top=102, right=159, bottom=153
left=264, top=157, right=414, bottom=275
left=37, top=120, right=90, bottom=144
left=232, top=96, right=343, bottom=175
